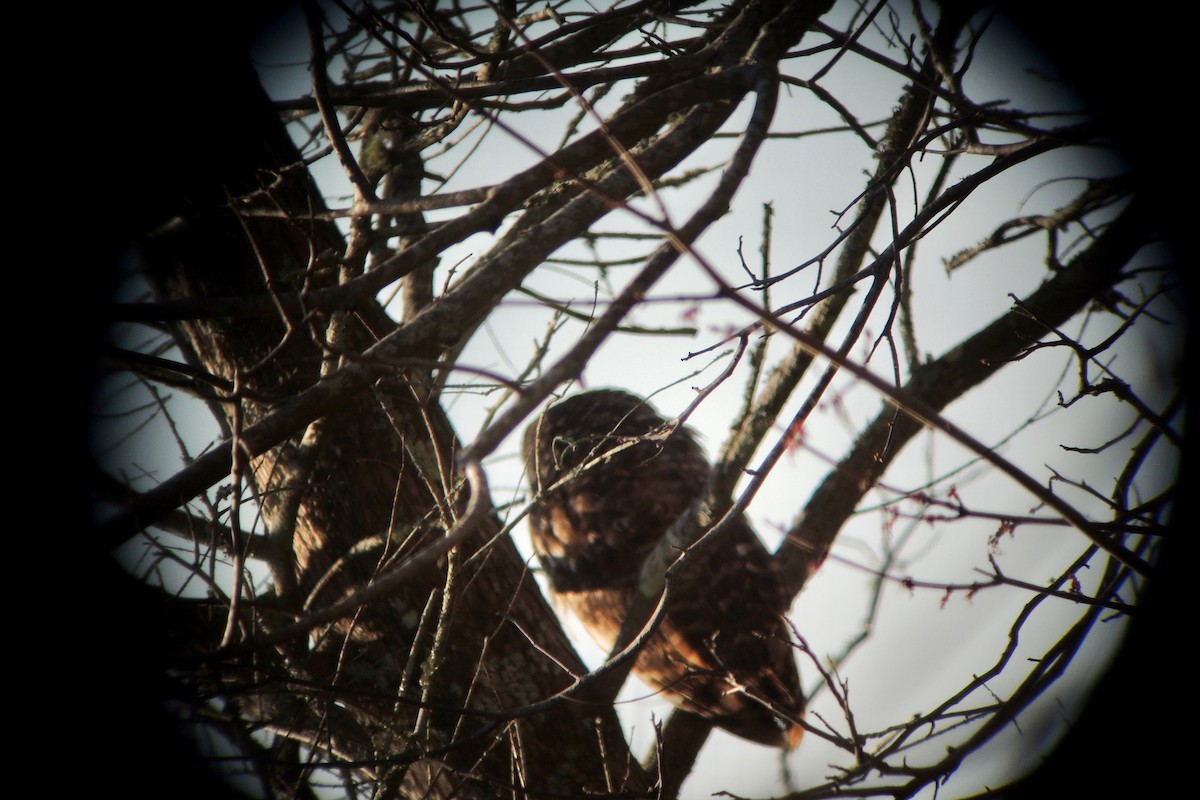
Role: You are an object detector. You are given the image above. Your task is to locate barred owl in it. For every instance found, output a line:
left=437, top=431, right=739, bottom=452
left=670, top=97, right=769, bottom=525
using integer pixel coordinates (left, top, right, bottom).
left=523, top=389, right=805, bottom=748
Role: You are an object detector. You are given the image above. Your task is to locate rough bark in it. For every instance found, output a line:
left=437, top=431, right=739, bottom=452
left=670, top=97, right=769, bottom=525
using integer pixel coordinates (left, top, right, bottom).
left=135, top=53, right=644, bottom=800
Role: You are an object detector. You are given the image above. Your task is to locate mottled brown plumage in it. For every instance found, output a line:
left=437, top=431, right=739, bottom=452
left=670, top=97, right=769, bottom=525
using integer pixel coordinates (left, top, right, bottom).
left=523, top=389, right=805, bottom=748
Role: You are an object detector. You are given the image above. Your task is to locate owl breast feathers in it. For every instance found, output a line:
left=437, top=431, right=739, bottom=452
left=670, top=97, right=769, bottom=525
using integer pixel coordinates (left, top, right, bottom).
left=523, top=389, right=805, bottom=749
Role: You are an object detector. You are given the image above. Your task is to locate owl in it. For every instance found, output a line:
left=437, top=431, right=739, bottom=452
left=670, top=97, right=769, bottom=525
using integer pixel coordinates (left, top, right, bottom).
left=523, top=389, right=805, bottom=749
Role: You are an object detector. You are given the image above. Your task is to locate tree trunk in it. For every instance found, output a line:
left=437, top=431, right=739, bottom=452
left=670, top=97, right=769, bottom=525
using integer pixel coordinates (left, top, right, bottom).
left=136, top=53, right=645, bottom=799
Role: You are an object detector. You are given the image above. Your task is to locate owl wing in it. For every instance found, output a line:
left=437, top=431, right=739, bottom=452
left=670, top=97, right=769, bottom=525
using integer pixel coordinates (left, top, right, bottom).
left=645, top=516, right=805, bottom=748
